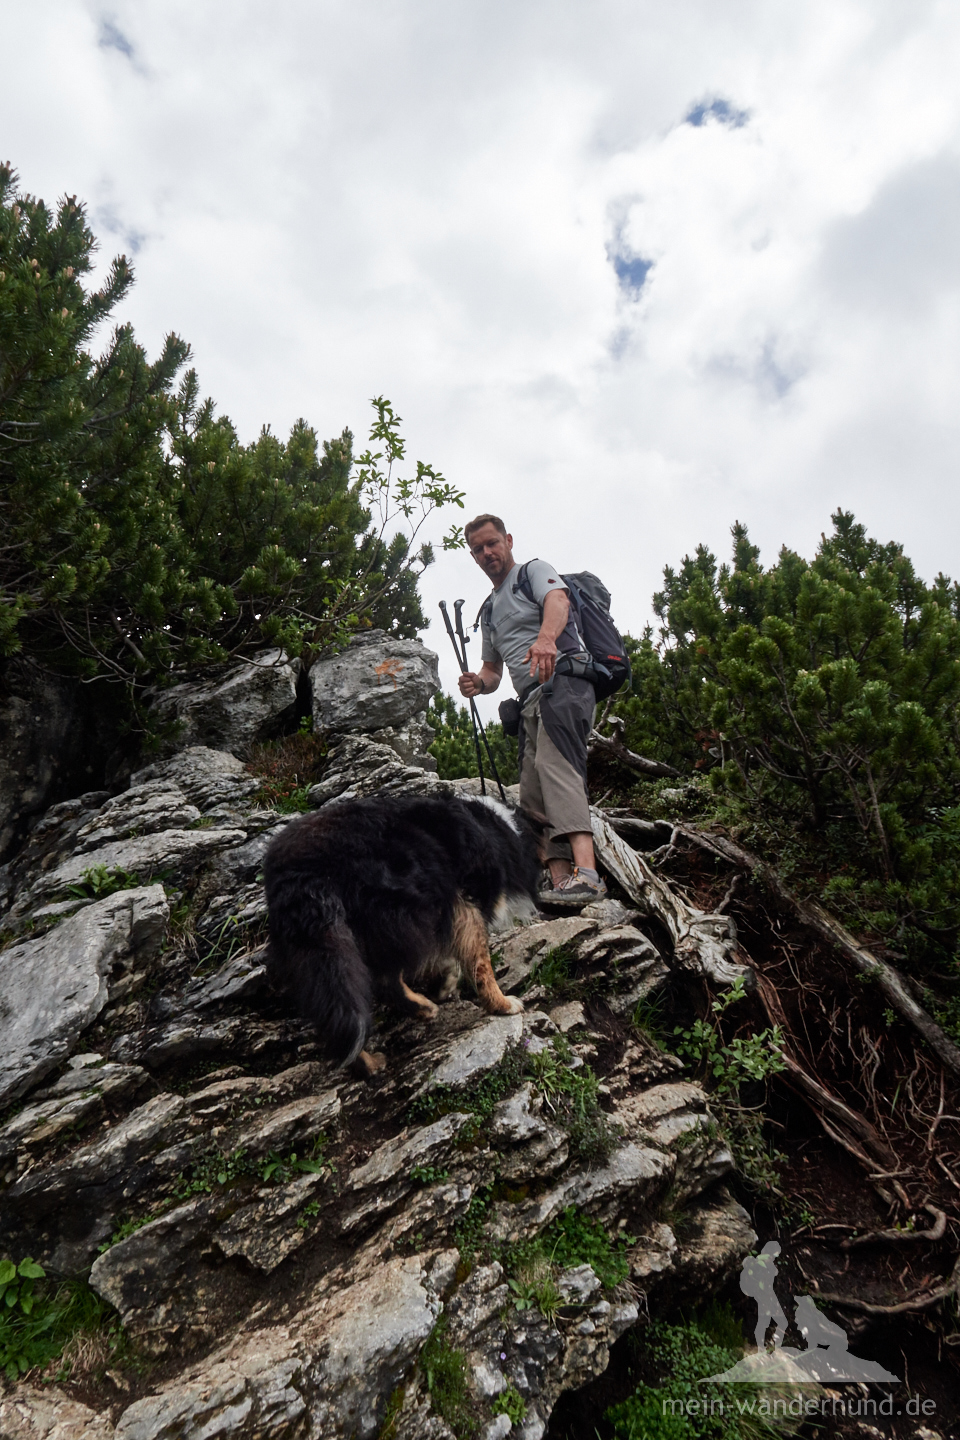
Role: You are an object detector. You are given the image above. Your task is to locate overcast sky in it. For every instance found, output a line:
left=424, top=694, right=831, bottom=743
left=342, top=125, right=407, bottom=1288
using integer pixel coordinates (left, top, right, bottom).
left=4, top=1, right=960, bottom=712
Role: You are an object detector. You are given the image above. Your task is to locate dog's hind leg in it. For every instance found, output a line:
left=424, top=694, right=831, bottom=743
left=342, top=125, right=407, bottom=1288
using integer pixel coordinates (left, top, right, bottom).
left=352, top=1049, right=387, bottom=1079
left=452, top=898, right=523, bottom=1016
left=383, top=973, right=440, bottom=1022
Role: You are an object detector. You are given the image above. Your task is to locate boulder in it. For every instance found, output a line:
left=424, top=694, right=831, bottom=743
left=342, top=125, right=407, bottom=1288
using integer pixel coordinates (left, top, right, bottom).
left=148, top=649, right=299, bottom=756
left=368, top=712, right=438, bottom=770
left=309, top=631, right=440, bottom=734
left=0, top=886, right=169, bottom=1108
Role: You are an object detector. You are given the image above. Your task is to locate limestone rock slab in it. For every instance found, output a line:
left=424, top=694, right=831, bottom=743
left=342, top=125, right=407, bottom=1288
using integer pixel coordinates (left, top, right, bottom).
left=310, top=632, right=440, bottom=733
left=148, top=648, right=299, bottom=756
left=129, top=746, right=261, bottom=814
left=0, top=885, right=169, bottom=1107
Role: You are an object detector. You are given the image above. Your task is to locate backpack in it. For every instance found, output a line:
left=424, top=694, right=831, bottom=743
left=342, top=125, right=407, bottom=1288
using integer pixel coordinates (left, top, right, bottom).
left=493, top=562, right=632, bottom=701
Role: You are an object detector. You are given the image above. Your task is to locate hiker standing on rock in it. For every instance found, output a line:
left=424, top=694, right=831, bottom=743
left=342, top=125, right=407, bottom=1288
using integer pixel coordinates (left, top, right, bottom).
left=458, top=513, right=607, bottom=901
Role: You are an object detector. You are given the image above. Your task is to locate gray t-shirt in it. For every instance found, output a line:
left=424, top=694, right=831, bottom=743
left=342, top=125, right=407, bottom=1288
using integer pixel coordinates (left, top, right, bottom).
left=481, top=560, right=584, bottom=695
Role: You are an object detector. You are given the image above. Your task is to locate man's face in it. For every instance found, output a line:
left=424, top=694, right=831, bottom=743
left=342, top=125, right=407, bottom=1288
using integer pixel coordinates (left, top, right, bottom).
left=468, top=523, right=514, bottom=583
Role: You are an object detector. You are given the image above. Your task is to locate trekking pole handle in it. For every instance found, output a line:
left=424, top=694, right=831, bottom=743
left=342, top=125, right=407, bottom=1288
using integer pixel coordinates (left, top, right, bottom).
left=438, top=601, right=467, bottom=673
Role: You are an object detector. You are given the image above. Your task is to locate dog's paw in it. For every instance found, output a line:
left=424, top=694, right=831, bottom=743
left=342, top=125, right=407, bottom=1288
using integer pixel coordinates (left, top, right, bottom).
left=500, top=994, right=524, bottom=1015
left=353, top=1049, right=388, bottom=1079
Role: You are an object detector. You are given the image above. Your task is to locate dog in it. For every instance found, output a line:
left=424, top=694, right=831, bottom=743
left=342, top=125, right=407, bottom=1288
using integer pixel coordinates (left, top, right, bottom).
left=263, top=792, right=541, bottom=1075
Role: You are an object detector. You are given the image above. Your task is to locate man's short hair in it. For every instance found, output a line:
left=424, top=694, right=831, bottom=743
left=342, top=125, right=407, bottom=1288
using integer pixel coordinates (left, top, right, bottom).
left=464, top=513, right=507, bottom=545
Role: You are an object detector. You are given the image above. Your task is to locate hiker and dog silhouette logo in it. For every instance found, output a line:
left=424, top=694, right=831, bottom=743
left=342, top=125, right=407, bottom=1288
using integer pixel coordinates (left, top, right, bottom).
left=706, top=1242, right=899, bottom=1385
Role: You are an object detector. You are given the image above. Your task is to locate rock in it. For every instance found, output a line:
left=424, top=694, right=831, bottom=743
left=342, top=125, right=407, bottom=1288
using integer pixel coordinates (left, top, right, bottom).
left=0, top=729, right=776, bottom=1436
left=661, top=1185, right=757, bottom=1304
left=0, top=1064, right=151, bottom=1164
left=490, top=1143, right=673, bottom=1244
left=129, top=746, right=262, bottom=814
left=494, top=917, right=598, bottom=993
left=11, top=827, right=245, bottom=918
left=0, top=1387, right=115, bottom=1438
left=579, top=899, right=639, bottom=925
left=420, top=1013, right=524, bottom=1092
left=368, top=712, right=438, bottom=770
left=148, top=649, right=299, bottom=756
left=548, top=1002, right=586, bottom=1033
left=347, top=1113, right=473, bottom=1190
left=629, top=1221, right=678, bottom=1283
left=0, top=886, right=169, bottom=1107
left=310, top=631, right=440, bottom=733
left=72, top=782, right=200, bottom=854
left=614, top=1083, right=733, bottom=1202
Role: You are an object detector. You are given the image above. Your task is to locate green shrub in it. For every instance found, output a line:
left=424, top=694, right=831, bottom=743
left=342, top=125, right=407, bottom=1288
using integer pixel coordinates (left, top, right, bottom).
left=611, top=512, right=960, bottom=987
left=0, top=1260, right=111, bottom=1381
left=427, top=694, right=519, bottom=785
left=606, top=1310, right=774, bottom=1440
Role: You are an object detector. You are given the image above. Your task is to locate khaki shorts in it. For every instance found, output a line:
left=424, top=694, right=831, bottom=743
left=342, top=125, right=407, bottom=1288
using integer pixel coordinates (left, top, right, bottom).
left=519, top=699, right=594, bottom=860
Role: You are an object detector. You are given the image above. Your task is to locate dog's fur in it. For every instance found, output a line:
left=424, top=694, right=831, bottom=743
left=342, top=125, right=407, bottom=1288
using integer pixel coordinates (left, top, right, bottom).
left=263, top=793, right=541, bottom=1073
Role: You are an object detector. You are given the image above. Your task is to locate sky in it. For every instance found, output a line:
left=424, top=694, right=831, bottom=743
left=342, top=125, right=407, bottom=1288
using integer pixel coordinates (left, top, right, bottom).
left=4, top=0, right=960, bottom=714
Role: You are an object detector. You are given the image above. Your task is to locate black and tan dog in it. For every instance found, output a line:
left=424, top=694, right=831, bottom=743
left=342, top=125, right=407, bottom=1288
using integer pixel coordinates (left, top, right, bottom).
left=263, top=793, right=540, bottom=1074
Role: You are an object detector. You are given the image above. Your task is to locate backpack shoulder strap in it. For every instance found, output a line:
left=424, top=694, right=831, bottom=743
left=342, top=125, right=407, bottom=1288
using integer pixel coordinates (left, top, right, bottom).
left=512, top=560, right=535, bottom=603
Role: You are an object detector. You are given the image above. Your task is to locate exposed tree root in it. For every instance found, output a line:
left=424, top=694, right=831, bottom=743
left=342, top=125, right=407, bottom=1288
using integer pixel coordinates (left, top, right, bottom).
left=675, top=824, right=960, bottom=1079
left=590, top=811, right=747, bottom=988
left=839, top=1203, right=947, bottom=1250
left=816, top=1254, right=960, bottom=1315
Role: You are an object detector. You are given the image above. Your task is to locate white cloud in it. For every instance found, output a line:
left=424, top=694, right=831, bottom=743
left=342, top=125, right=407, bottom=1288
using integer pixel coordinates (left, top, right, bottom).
left=4, top=0, right=960, bottom=709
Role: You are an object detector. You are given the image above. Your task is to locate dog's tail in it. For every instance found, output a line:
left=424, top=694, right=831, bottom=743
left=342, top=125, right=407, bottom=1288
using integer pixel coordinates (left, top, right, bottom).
left=266, top=880, right=373, bottom=1067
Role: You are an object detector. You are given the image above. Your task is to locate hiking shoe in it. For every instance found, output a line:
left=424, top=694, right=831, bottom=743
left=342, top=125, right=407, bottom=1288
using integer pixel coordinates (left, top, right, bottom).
left=540, top=868, right=608, bottom=904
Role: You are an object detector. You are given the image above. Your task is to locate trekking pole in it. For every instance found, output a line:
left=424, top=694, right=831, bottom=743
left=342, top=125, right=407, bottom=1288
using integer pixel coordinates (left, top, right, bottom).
left=439, top=601, right=487, bottom=794
left=454, top=599, right=508, bottom=805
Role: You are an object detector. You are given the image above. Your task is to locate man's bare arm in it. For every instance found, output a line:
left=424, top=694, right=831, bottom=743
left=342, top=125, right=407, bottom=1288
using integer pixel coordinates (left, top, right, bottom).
left=459, top=659, right=503, bottom=699
left=524, top=589, right=569, bottom=683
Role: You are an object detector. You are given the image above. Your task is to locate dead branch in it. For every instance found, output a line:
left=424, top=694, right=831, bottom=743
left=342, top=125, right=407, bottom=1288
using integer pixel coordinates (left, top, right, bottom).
left=676, top=825, right=960, bottom=1079
left=591, top=811, right=748, bottom=988
left=816, top=1253, right=960, bottom=1315
left=840, top=1203, right=947, bottom=1250
left=587, top=721, right=680, bottom=779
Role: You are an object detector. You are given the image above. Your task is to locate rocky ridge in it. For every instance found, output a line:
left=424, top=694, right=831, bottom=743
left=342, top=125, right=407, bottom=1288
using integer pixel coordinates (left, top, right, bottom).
left=0, top=641, right=756, bottom=1440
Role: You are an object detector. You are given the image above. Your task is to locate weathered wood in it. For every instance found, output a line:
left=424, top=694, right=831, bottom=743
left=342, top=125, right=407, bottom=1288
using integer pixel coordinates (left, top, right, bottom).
left=677, top=825, right=960, bottom=1080
left=587, top=728, right=680, bottom=779
left=590, top=811, right=747, bottom=988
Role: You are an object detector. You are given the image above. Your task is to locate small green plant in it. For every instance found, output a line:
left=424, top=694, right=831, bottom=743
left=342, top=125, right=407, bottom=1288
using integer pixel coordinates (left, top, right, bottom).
left=298, top=714, right=314, bottom=735
left=67, top=864, right=141, bottom=900
left=420, top=1315, right=477, bottom=1439
left=506, top=1250, right=562, bottom=1321
left=0, top=1257, right=45, bottom=1317
left=410, top=1163, right=450, bottom=1185
left=97, top=1212, right=166, bottom=1253
left=672, top=978, right=787, bottom=1194
left=523, top=943, right=577, bottom=996
left=261, top=1135, right=330, bottom=1184
left=527, top=1034, right=620, bottom=1166
left=673, top=979, right=786, bottom=1097
left=543, top=1207, right=634, bottom=1288
left=0, top=1262, right=111, bottom=1381
left=409, top=1045, right=526, bottom=1132
left=491, top=1383, right=527, bottom=1424
left=453, top=1187, right=493, bottom=1263
left=606, top=1308, right=773, bottom=1440
left=379, top=1383, right=405, bottom=1440
left=296, top=1200, right=321, bottom=1230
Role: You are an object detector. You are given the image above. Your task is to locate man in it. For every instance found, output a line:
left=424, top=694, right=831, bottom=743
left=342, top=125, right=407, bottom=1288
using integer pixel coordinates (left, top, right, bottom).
left=458, top=513, right=606, bottom=899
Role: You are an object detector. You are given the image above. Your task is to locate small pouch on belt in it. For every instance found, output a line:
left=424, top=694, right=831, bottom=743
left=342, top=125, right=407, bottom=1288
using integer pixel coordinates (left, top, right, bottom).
left=498, top=697, right=521, bottom=736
